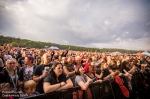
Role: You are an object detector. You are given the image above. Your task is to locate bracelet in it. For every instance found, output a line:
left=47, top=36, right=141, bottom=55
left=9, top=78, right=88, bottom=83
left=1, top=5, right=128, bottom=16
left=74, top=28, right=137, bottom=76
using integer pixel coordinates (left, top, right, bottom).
left=39, top=75, right=43, bottom=79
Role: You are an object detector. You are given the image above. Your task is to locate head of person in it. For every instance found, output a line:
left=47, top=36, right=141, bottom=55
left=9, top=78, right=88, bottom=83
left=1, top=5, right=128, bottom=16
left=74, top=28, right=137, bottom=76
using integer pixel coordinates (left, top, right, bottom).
left=75, top=56, right=82, bottom=65
left=67, top=57, right=73, bottom=65
left=75, top=66, right=84, bottom=75
left=6, top=58, right=17, bottom=71
left=50, top=62, right=63, bottom=78
left=38, top=49, right=45, bottom=56
left=54, top=51, right=59, bottom=57
left=0, top=83, right=10, bottom=99
left=84, top=63, right=93, bottom=73
left=122, top=61, right=130, bottom=68
left=128, top=59, right=135, bottom=66
left=101, top=62, right=108, bottom=70
left=24, top=80, right=36, bottom=95
left=91, top=62, right=96, bottom=71
left=24, top=56, right=34, bottom=65
left=109, top=60, right=117, bottom=69
left=41, top=53, right=51, bottom=64
left=21, top=48, right=29, bottom=57
left=92, top=56, right=97, bottom=61
left=61, top=57, right=67, bottom=64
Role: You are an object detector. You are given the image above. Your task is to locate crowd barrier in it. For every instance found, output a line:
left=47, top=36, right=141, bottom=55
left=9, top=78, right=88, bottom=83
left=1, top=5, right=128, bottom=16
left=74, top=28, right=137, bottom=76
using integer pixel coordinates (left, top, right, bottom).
left=23, top=80, right=122, bottom=99
left=23, top=73, right=150, bottom=99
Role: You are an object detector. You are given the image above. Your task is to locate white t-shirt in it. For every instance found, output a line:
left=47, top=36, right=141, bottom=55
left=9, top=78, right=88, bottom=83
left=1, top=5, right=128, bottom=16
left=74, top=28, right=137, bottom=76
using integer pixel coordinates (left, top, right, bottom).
left=23, top=66, right=34, bottom=82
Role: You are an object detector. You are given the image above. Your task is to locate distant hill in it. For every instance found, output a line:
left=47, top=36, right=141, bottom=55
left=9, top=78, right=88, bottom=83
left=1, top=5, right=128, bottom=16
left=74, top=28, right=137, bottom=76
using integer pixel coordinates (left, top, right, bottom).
left=0, top=35, right=142, bottom=53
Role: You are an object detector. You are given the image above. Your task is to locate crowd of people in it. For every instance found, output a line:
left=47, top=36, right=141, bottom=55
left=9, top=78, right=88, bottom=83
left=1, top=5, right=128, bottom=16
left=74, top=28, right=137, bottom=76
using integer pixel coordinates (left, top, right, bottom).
left=0, top=44, right=150, bottom=99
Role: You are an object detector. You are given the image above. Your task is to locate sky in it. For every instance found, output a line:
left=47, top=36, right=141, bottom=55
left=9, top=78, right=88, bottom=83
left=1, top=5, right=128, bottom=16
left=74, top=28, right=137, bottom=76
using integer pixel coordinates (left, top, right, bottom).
left=0, top=0, right=150, bottom=50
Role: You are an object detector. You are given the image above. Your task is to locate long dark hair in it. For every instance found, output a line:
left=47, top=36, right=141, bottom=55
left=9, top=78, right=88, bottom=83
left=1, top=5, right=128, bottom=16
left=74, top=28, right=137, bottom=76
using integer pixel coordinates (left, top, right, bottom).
left=49, top=62, right=65, bottom=83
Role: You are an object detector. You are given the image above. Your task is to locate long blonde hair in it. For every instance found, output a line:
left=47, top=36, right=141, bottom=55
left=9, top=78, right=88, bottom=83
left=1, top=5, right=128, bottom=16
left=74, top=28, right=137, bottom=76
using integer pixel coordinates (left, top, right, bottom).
left=5, top=58, right=17, bottom=68
left=40, top=53, right=50, bottom=65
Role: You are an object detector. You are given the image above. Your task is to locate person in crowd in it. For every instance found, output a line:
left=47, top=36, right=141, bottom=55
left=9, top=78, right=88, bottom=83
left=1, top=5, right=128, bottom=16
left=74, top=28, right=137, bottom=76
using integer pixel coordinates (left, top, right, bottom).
left=74, top=56, right=83, bottom=67
left=122, top=60, right=135, bottom=79
left=0, top=58, right=4, bottom=71
left=0, top=58, right=19, bottom=91
left=61, top=57, right=67, bottom=66
left=43, top=62, right=73, bottom=93
left=35, top=49, right=45, bottom=65
left=63, top=57, right=77, bottom=86
left=18, top=56, right=36, bottom=91
left=18, top=48, right=29, bottom=67
left=33, top=53, right=53, bottom=94
left=95, top=61, right=118, bottom=81
left=20, top=80, right=39, bottom=98
left=92, top=55, right=100, bottom=67
left=52, top=51, right=59, bottom=61
left=84, top=63, right=96, bottom=81
left=74, top=65, right=94, bottom=99
left=0, top=51, right=5, bottom=65
left=61, top=47, right=70, bottom=57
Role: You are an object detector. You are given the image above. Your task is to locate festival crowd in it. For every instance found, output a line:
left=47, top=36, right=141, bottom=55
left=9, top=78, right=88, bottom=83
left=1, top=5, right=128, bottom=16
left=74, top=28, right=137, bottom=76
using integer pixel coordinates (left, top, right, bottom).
left=0, top=44, right=150, bottom=99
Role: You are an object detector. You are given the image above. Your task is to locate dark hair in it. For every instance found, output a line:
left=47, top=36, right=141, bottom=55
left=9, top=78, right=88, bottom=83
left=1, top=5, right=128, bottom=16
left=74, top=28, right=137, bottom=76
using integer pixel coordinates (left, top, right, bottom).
left=122, top=61, right=129, bottom=68
left=51, top=62, right=62, bottom=70
left=74, top=66, right=83, bottom=75
left=49, top=62, right=64, bottom=83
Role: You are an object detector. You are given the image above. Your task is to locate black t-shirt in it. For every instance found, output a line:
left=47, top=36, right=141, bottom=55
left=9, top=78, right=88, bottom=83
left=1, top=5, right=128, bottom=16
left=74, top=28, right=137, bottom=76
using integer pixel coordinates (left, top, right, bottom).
left=122, top=66, right=130, bottom=73
left=44, top=73, right=69, bottom=85
left=44, top=73, right=69, bottom=99
left=33, top=64, right=53, bottom=94
left=96, top=69, right=110, bottom=79
left=86, top=73, right=96, bottom=82
left=43, top=73, right=69, bottom=99
left=18, top=57, right=25, bottom=67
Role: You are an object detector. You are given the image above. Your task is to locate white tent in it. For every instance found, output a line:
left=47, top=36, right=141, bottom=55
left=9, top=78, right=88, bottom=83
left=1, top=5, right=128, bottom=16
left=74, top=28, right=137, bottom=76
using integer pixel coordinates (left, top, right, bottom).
left=142, top=51, right=150, bottom=56
left=49, top=46, right=59, bottom=50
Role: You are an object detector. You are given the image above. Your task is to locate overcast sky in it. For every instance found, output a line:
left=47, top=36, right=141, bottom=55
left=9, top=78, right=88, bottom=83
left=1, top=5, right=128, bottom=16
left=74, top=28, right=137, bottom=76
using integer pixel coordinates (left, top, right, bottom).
left=0, top=0, right=150, bottom=50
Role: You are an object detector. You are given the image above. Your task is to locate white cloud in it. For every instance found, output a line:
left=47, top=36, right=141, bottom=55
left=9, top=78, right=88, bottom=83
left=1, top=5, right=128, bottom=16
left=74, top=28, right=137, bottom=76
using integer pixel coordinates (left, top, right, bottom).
left=104, top=19, right=112, bottom=26
left=126, top=32, right=129, bottom=34
left=93, top=37, right=150, bottom=50
left=83, top=2, right=90, bottom=11
left=112, top=35, right=116, bottom=38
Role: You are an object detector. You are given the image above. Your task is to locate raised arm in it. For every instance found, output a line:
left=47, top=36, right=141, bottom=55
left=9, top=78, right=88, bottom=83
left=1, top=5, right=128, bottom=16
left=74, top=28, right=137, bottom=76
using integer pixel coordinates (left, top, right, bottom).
left=63, top=66, right=75, bottom=76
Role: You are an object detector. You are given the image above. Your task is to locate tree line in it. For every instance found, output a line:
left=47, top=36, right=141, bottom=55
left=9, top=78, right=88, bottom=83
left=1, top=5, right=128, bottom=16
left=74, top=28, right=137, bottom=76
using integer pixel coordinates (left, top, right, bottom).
left=0, top=35, right=144, bottom=54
